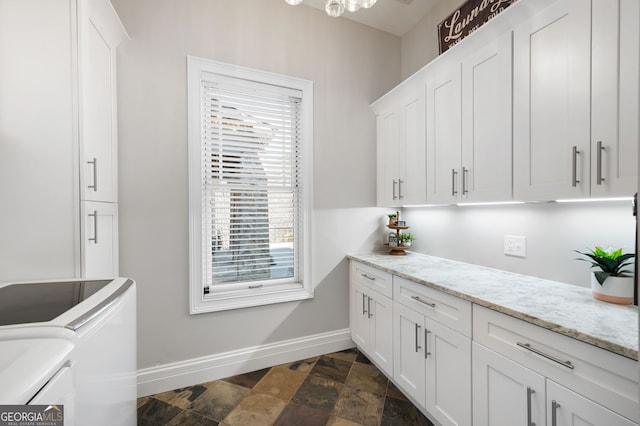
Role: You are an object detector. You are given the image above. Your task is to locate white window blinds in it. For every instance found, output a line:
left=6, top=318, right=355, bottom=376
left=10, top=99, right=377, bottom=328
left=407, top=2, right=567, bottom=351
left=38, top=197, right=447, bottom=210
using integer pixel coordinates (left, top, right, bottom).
left=200, top=76, right=303, bottom=292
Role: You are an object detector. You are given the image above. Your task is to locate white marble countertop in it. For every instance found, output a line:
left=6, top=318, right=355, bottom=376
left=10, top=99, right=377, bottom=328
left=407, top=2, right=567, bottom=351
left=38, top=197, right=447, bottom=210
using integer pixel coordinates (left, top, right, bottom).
left=348, top=252, right=638, bottom=360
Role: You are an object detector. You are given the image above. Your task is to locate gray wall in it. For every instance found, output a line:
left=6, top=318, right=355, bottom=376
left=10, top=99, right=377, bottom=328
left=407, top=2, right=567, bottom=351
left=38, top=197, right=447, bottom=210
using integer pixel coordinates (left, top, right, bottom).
left=400, top=0, right=460, bottom=79
left=111, top=0, right=399, bottom=370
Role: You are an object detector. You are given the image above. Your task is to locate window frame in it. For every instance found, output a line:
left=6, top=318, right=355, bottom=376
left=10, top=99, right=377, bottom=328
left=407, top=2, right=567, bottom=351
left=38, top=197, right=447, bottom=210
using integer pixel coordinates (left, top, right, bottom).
left=187, top=56, right=314, bottom=314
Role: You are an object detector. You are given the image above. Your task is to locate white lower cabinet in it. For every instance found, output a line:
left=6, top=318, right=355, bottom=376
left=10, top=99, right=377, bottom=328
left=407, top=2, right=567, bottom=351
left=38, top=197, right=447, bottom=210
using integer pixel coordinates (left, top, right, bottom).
left=393, top=302, right=471, bottom=426
left=350, top=263, right=393, bottom=376
left=474, top=304, right=639, bottom=425
left=349, top=261, right=639, bottom=426
left=474, top=343, right=636, bottom=426
left=82, top=201, right=119, bottom=278
left=547, top=380, right=636, bottom=426
left=393, top=302, right=427, bottom=404
left=473, top=342, right=545, bottom=426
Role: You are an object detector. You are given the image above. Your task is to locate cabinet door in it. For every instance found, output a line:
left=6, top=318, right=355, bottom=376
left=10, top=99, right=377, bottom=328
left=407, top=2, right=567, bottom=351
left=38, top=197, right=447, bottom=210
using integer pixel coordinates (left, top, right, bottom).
left=547, top=380, right=636, bottom=426
left=461, top=32, right=512, bottom=202
left=473, top=343, right=545, bottom=426
left=393, top=302, right=426, bottom=404
left=369, top=291, right=393, bottom=376
left=79, top=0, right=127, bottom=202
left=426, top=63, right=462, bottom=204
left=399, top=89, right=427, bottom=205
left=376, top=106, right=401, bottom=206
left=591, top=0, right=639, bottom=196
left=82, top=201, right=118, bottom=278
left=513, top=0, right=591, bottom=201
left=351, top=281, right=370, bottom=350
left=425, top=319, right=471, bottom=426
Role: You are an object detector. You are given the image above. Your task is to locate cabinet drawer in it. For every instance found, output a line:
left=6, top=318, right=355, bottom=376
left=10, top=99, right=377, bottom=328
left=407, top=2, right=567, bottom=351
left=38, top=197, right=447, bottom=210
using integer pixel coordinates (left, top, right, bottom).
left=350, top=261, right=393, bottom=298
left=473, top=305, right=639, bottom=422
left=394, top=276, right=472, bottom=337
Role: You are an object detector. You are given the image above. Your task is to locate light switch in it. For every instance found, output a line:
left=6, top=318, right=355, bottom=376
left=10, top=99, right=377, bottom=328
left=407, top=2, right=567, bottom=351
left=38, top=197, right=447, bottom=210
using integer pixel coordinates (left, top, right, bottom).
left=504, top=235, right=526, bottom=257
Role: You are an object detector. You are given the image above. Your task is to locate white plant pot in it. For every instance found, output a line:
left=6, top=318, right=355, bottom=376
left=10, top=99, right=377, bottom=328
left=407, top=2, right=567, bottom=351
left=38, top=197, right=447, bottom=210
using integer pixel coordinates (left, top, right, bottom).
left=590, top=273, right=634, bottom=305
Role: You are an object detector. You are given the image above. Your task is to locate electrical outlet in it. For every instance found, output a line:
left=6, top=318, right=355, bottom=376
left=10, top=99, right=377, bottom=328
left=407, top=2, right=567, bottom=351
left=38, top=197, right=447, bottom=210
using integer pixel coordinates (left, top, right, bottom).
left=504, top=235, right=526, bottom=257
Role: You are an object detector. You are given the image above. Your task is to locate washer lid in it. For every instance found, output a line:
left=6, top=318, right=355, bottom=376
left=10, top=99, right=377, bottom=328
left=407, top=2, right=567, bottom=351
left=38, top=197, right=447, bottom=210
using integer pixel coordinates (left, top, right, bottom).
left=0, top=338, right=74, bottom=404
left=0, top=280, right=111, bottom=326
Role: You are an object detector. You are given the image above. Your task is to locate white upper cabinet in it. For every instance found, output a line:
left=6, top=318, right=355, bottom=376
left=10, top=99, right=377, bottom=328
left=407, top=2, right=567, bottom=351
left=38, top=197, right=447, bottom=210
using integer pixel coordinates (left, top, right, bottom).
left=426, top=61, right=462, bottom=205
left=461, top=32, right=513, bottom=202
left=591, top=0, right=639, bottom=197
left=376, top=106, right=401, bottom=206
left=80, top=0, right=128, bottom=203
left=374, top=77, right=427, bottom=207
left=375, top=0, right=637, bottom=205
left=513, top=0, right=592, bottom=201
left=426, top=30, right=512, bottom=205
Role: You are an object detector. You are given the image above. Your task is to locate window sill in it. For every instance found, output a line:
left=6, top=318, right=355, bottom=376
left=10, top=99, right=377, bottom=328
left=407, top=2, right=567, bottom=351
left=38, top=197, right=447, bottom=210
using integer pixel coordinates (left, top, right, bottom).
left=190, top=285, right=314, bottom=314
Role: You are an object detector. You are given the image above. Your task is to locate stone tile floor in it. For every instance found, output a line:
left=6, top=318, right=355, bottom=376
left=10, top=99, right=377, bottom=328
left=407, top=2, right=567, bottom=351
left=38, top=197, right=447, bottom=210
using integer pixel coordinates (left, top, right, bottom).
left=137, top=348, right=434, bottom=426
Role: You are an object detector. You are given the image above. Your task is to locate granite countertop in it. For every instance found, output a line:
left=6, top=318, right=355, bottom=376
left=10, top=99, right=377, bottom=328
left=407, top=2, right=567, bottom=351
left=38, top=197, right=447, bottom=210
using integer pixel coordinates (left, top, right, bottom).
left=348, top=252, right=638, bottom=360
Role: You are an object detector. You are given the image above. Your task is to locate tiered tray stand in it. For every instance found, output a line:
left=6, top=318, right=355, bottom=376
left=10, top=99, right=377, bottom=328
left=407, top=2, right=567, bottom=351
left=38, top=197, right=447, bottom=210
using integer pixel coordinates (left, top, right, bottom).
left=384, top=224, right=411, bottom=256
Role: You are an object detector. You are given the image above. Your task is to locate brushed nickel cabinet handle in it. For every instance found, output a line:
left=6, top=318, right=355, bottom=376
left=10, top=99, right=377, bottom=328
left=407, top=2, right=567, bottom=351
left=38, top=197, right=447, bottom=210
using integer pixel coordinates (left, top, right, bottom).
left=361, top=273, right=375, bottom=281
left=415, top=323, right=422, bottom=353
left=411, top=295, right=436, bottom=308
left=596, top=141, right=605, bottom=185
left=87, top=157, right=98, bottom=191
left=362, top=293, right=367, bottom=316
left=551, top=400, right=560, bottom=426
left=527, top=386, right=536, bottom=426
left=398, top=179, right=404, bottom=199
left=451, top=169, right=458, bottom=196
left=517, top=342, right=574, bottom=369
left=392, top=179, right=398, bottom=200
left=367, top=296, right=372, bottom=319
left=424, top=329, right=431, bottom=359
left=88, top=210, right=98, bottom=244
left=571, top=146, right=580, bottom=187
left=462, top=166, right=468, bottom=195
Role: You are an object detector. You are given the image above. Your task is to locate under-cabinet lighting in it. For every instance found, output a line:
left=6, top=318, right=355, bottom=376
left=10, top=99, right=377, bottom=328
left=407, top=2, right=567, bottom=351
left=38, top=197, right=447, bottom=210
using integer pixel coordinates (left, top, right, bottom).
left=403, top=204, right=450, bottom=208
left=456, top=201, right=526, bottom=207
left=555, top=197, right=633, bottom=203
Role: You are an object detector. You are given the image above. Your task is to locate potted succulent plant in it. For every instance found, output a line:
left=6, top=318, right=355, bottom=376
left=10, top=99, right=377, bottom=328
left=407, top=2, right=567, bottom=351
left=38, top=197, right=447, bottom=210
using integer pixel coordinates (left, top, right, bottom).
left=387, top=213, right=397, bottom=226
left=574, top=246, right=636, bottom=304
left=399, top=232, right=415, bottom=247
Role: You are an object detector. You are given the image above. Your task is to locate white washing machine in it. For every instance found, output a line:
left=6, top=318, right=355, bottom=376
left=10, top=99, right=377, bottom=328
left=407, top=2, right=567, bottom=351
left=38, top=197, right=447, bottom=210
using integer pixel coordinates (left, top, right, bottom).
left=0, top=278, right=136, bottom=426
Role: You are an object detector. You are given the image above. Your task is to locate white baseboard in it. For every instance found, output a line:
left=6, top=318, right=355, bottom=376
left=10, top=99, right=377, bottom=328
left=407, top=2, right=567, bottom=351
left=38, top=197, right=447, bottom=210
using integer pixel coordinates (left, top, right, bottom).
left=137, top=328, right=354, bottom=397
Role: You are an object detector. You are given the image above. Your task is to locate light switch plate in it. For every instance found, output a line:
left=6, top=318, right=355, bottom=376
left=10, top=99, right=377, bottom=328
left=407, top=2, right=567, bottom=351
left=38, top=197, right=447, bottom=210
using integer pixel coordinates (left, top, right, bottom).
left=504, top=235, right=526, bottom=257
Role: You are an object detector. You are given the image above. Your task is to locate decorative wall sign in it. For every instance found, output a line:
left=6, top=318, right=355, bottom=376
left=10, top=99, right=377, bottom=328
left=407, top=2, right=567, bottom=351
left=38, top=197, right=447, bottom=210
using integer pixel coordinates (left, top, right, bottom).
left=438, top=0, right=518, bottom=54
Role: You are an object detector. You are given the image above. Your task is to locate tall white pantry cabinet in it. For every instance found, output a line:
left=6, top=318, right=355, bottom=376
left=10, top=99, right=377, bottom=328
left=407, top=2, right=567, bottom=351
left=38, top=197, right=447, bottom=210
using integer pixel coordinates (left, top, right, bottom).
left=0, top=0, right=128, bottom=281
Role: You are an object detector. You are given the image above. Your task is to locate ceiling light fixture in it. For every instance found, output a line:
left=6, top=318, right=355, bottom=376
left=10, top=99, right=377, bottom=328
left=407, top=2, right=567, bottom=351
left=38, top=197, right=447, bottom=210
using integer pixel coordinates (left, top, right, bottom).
left=285, top=0, right=378, bottom=18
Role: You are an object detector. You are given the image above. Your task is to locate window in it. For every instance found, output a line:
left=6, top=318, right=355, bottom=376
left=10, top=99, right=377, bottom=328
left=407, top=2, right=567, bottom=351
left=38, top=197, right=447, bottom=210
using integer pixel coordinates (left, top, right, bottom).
left=188, top=57, right=313, bottom=314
